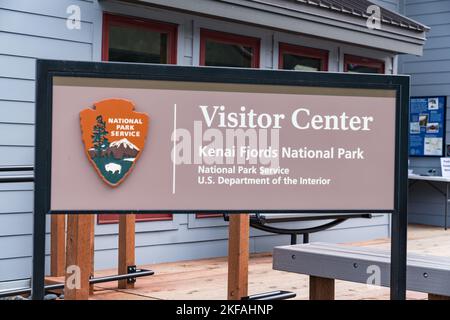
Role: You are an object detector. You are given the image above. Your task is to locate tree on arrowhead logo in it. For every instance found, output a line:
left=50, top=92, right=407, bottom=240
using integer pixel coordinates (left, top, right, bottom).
left=80, top=99, right=149, bottom=187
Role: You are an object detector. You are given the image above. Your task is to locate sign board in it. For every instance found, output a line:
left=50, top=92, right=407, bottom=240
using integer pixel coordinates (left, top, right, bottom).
left=409, top=96, right=446, bottom=157
left=441, top=158, right=450, bottom=179
left=35, top=61, right=409, bottom=214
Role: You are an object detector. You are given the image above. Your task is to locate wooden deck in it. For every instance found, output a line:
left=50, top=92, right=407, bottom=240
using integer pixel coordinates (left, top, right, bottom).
left=52, top=224, right=450, bottom=300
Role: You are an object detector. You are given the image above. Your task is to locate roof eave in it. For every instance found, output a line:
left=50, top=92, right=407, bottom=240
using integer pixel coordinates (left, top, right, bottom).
left=114, top=0, right=427, bottom=56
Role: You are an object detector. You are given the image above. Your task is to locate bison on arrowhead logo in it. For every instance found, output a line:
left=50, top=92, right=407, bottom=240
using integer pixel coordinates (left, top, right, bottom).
left=80, top=99, right=149, bottom=187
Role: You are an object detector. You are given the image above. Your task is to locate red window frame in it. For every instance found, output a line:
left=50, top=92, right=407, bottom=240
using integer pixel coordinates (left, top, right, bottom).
left=344, top=54, right=385, bottom=74
left=196, top=213, right=222, bottom=219
left=278, top=43, right=329, bottom=71
left=102, top=12, right=178, bottom=64
left=199, top=29, right=260, bottom=68
left=97, top=214, right=173, bottom=225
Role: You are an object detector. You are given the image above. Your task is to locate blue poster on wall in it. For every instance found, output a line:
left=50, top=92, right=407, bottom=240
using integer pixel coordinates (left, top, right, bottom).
left=409, top=96, right=446, bottom=157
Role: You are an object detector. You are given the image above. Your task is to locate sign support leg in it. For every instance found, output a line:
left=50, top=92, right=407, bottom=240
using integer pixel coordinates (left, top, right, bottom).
left=391, top=90, right=408, bottom=300
left=50, top=214, right=66, bottom=277
left=64, top=214, right=93, bottom=300
left=390, top=210, right=407, bottom=300
left=89, top=214, right=95, bottom=295
left=227, top=213, right=249, bottom=300
left=118, top=214, right=136, bottom=289
left=390, top=83, right=408, bottom=300
left=31, top=209, right=46, bottom=300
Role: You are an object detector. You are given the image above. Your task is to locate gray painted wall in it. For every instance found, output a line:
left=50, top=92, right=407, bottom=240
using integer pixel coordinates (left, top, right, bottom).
left=0, top=0, right=404, bottom=289
left=373, top=0, right=401, bottom=11
left=397, top=0, right=450, bottom=226
left=0, top=0, right=98, bottom=289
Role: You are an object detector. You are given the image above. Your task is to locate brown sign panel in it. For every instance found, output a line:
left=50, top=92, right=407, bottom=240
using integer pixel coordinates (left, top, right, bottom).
left=49, top=76, right=398, bottom=212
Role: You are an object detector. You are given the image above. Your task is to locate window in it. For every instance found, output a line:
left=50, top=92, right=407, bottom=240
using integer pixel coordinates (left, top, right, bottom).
left=97, top=214, right=172, bottom=224
left=100, top=14, right=176, bottom=223
left=279, top=43, right=328, bottom=71
left=102, top=13, right=177, bottom=64
left=344, top=54, right=385, bottom=74
left=200, top=29, right=260, bottom=68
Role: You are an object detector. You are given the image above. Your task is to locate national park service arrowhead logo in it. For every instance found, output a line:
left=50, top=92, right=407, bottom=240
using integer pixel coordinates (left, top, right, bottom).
left=80, top=99, right=149, bottom=187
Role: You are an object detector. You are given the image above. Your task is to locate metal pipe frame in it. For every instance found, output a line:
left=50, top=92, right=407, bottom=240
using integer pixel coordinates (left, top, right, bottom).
left=224, top=213, right=373, bottom=244
left=0, top=269, right=154, bottom=299
left=243, top=290, right=297, bottom=300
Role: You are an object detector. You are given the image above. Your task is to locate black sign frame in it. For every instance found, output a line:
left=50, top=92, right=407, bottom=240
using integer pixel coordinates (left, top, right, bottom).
left=32, top=59, right=409, bottom=300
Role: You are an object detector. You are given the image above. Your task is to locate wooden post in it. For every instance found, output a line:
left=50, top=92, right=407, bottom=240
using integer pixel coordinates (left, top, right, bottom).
left=118, top=214, right=136, bottom=289
left=89, top=214, right=95, bottom=295
left=227, top=213, right=250, bottom=300
left=310, top=276, right=335, bottom=300
left=64, top=214, right=93, bottom=300
left=429, top=294, right=450, bottom=300
left=50, top=214, right=66, bottom=277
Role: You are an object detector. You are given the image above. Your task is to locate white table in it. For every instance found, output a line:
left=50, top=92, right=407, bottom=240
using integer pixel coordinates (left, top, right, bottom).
left=409, top=174, right=450, bottom=230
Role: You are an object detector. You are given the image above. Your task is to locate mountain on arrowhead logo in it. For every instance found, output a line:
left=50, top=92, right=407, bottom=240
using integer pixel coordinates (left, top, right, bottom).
left=80, top=99, right=149, bottom=187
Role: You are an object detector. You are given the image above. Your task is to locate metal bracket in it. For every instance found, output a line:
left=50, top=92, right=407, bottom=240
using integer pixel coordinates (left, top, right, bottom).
left=242, top=290, right=296, bottom=300
left=127, top=265, right=137, bottom=284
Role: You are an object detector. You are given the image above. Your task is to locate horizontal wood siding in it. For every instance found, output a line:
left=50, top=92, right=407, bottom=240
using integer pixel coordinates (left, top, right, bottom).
left=0, top=0, right=96, bottom=285
left=398, top=0, right=450, bottom=226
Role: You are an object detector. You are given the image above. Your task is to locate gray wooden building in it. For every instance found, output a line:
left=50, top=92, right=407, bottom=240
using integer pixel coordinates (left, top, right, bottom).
left=0, top=0, right=429, bottom=291
left=399, top=0, right=450, bottom=227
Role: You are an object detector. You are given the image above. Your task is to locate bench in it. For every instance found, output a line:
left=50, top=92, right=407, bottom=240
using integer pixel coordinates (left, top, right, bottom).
left=273, top=242, right=450, bottom=300
left=224, top=213, right=372, bottom=244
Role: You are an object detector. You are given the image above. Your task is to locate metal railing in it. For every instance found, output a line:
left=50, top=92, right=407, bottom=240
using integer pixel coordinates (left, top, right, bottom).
left=0, top=269, right=155, bottom=299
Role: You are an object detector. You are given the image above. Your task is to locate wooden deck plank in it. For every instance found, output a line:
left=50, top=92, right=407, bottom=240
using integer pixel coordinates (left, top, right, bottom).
left=54, top=224, right=448, bottom=300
